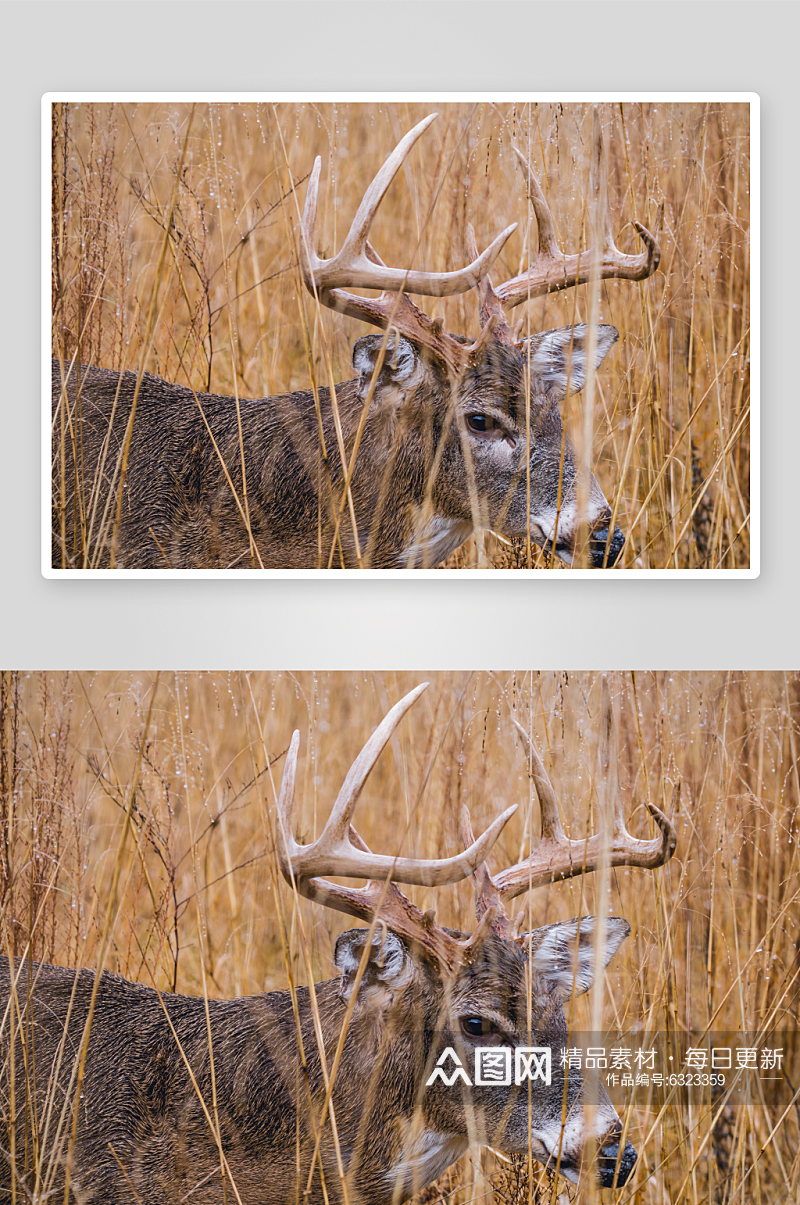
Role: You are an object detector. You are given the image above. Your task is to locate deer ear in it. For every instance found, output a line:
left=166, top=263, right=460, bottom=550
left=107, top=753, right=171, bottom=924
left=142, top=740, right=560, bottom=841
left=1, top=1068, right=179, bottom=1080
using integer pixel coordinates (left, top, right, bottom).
left=523, top=323, right=618, bottom=400
left=334, top=927, right=414, bottom=1007
left=523, top=915, right=630, bottom=1001
left=352, top=334, right=424, bottom=405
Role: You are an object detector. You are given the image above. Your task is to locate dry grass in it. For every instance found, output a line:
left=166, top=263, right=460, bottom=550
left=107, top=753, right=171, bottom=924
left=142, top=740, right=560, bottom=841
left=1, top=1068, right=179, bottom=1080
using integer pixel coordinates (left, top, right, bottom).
left=50, top=100, right=751, bottom=569
left=1, top=670, right=797, bottom=1203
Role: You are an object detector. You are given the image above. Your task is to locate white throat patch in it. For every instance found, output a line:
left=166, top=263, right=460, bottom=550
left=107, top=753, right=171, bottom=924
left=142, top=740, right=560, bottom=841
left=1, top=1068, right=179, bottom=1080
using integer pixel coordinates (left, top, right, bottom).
left=387, top=1129, right=468, bottom=1194
left=401, top=517, right=473, bottom=568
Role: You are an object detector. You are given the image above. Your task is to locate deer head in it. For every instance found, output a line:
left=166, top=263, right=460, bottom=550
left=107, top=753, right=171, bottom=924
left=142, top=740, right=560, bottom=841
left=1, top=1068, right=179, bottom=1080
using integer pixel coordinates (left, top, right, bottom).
left=276, top=684, right=676, bottom=1192
left=300, top=114, right=662, bottom=568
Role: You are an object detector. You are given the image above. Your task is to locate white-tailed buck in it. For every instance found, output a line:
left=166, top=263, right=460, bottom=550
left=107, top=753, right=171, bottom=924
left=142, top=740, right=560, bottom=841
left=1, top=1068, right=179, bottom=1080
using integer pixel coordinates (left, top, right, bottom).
left=0, top=684, right=676, bottom=1202
left=52, top=113, right=661, bottom=569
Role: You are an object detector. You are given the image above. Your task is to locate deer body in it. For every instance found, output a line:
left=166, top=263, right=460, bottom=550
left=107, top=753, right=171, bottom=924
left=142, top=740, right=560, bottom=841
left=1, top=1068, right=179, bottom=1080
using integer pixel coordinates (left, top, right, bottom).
left=52, top=112, right=660, bottom=571
left=0, top=927, right=630, bottom=1205
left=51, top=359, right=485, bottom=571
left=53, top=361, right=389, bottom=570
left=0, top=959, right=377, bottom=1204
left=0, top=959, right=403, bottom=1205
left=52, top=323, right=619, bottom=570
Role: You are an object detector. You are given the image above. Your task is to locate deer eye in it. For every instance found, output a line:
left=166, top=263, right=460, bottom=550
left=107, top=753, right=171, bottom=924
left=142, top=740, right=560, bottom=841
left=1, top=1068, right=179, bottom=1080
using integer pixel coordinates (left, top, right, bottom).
left=461, top=1016, right=496, bottom=1038
left=466, top=413, right=497, bottom=434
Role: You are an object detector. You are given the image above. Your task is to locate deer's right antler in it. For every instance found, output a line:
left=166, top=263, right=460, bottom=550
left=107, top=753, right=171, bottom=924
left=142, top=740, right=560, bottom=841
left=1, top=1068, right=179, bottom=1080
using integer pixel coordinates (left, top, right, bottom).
left=486, top=110, right=662, bottom=328
left=461, top=712, right=676, bottom=939
left=493, top=719, right=676, bottom=903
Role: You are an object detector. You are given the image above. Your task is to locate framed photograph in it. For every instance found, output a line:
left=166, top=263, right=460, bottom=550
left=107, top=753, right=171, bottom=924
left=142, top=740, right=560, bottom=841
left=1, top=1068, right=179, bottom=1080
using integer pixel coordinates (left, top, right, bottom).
left=1, top=669, right=793, bottom=1202
left=45, top=95, right=758, bottom=576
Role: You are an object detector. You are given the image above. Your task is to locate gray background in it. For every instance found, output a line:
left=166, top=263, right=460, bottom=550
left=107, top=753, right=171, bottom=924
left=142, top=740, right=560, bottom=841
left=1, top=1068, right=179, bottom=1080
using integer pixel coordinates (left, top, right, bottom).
left=3, top=1, right=789, bottom=670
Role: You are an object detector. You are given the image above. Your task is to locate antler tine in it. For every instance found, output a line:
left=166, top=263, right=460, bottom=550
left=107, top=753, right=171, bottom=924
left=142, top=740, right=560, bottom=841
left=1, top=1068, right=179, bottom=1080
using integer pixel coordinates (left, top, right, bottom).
left=511, top=143, right=559, bottom=257
left=459, top=805, right=509, bottom=929
left=588, top=107, right=616, bottom=255
left=300, top=155, right=323, bottom=274
left=599, top=674, right=620, bottom=834
left=458, top=804, right=475, bottom=852
left=635, top=205, right=664, bottom=274
left=325, top=682, right=429, bottom=843
left=276, top=729, right=302, bottom=866
left=465, top=222, right=511, bottom=342
left=511, top=718, right=566, bottom=842
left=341, top=113, right=438, bottom=263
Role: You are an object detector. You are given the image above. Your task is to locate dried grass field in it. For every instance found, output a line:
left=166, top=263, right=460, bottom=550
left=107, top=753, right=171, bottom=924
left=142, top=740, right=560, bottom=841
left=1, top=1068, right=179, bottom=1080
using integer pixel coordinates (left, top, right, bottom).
left=50, top=100, right=751, bottom=569
left=1, top=671, right=797, bottom=1203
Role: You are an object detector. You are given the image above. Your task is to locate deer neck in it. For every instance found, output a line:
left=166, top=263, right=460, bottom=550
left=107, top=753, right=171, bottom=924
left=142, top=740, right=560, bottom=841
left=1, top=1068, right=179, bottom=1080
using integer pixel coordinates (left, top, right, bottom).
left=297, top=981, right=466, bottom=1202
left=319, top=387, right=472, bottom=568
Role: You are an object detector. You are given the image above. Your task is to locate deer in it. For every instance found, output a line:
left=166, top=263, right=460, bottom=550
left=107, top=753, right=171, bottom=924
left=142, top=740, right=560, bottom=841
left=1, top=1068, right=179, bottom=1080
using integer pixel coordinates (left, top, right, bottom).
left=0, top=684, right=676, bottom=1204
left=52, top=112, right=661, bottom=570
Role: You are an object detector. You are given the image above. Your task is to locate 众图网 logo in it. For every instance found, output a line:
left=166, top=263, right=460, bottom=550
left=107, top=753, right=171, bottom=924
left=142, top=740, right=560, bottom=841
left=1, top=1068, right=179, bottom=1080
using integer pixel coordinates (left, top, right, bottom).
left=426, top=1047, right=552, bottom=1087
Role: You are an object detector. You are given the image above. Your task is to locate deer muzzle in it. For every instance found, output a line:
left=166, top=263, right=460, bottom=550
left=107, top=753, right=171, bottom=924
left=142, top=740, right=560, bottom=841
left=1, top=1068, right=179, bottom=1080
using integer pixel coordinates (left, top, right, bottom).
left=597, top=1127, right=637, bottom=1187
left=587, top=509, right=625, bottom=568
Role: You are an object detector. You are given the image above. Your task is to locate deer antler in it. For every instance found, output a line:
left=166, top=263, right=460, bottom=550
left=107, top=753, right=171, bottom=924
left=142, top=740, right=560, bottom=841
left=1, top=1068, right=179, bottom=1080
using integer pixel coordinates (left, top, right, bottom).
left=494, top=111, right=662, bottom=312
left=299, top=114, right=517, bottom=373
left=492, top=718, right=676, bottom=903
left=277, top=684, right=676, bottom=965
left=300, top=111, right=661, bottom=369
left=301, top=115, right=515, bottom=297
left=276, top=683, right=516, bottom=969
left=460, top=712, right=676, bottom=939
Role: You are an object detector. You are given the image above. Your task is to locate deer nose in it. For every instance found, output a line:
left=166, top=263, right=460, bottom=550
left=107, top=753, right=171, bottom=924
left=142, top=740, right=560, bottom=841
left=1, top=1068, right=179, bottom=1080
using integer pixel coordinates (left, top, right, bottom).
left=588, top=511, right=625, bottom=568
left=597, top=1129, right=637, bottom=1187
